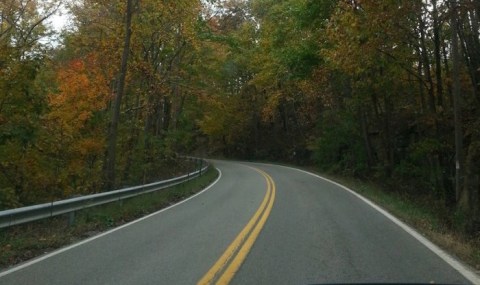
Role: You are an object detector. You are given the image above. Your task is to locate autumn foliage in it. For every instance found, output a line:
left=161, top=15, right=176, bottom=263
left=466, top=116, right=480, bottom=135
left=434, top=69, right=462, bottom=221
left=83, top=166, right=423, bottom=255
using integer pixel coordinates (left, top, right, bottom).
left=1, top=0, right=480, bottom=235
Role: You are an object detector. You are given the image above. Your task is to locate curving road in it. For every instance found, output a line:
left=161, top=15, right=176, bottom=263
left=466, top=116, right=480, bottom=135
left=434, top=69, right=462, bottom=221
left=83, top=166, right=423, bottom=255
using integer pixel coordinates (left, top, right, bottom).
left=0, top=160, right=478, bottom=284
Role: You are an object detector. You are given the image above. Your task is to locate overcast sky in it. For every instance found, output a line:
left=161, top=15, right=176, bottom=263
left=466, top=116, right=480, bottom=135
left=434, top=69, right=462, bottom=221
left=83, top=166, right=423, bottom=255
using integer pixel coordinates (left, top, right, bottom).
left=46, top=4, right=71, bottom=32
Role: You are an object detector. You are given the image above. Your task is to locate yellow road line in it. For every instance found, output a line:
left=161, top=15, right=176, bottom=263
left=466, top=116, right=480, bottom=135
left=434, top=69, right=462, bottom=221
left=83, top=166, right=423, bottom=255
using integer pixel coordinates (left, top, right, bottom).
left=216, top=169, right=275, bottom=284
left=197, top=167, right=276, bottom=285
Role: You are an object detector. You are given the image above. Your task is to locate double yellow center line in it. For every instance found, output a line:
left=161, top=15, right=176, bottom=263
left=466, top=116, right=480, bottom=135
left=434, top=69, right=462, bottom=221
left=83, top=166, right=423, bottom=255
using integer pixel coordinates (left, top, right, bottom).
left=197, top=167, right=276, bottom=285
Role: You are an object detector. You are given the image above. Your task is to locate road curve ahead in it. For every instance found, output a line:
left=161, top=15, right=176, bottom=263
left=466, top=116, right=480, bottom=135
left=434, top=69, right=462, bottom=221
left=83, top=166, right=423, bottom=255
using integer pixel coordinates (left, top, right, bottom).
left=0, top=160, right=478, bottom=284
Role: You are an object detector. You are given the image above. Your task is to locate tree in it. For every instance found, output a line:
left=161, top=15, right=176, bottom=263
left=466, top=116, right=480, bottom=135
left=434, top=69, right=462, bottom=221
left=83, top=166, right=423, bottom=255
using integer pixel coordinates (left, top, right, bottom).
left=43, top=56, right=109, bottom=197
left=0, top=0, right=58, bottom=208
left=104, top=0, right=135, bottom=190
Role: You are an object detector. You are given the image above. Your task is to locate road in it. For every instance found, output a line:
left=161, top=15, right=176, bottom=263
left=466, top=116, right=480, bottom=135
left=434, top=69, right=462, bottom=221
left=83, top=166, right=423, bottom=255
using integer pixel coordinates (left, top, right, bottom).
left=0, top=160, right=477, bottom=284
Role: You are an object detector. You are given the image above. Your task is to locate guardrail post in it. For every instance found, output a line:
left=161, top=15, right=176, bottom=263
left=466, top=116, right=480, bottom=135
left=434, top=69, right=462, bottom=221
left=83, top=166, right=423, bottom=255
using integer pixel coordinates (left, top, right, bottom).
left=200, top=159, right=203, bottom=176
left=187, top=157, right=191, bottom=181
left=68, top=211, right=76, bottom=227
left=67, top=194, right=82, bottom=226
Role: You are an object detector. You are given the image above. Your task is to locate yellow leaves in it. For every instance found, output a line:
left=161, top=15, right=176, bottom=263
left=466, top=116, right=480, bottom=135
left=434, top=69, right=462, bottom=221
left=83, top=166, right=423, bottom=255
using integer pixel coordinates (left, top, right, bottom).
left=261, top=90, right=282, bottom=122
left=76, top=137, right=105, bottom=156
left=323, top=0, right=411, bottom=76
left=133, top=0, right=200, bottom=48
left=198, top=93, right=251, bottom=145
left=198, top=97, right=229, bottom=136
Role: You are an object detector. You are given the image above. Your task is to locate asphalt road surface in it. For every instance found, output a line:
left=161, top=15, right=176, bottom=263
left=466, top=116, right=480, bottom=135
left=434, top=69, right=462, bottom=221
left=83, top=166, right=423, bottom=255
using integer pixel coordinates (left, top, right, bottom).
left=0, top=160, right=478, bottom=284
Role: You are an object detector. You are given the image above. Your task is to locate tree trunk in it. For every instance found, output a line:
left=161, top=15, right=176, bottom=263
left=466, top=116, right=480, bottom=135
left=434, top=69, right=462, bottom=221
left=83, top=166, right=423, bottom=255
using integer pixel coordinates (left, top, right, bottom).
left=359, top=106, right=373, bottom=169
left=451, top=0, right=465, bottom=204
left=382, top=91, right=394, bottom=177
left=419, top=11, right=436, bottom=114
left=416, top=48, right=427, bottom=113
left=442, top=42, right=454, bottom=107
left=432, top=0, right=444, bottom=108
left=463, top=140, right=480, bottom=233
left=105, top=0, right=134, bottom=190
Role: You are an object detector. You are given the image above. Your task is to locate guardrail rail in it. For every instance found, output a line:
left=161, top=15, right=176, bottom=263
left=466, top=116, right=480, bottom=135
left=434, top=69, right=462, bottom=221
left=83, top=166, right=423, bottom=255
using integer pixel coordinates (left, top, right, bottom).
left=0, top=158, right=209, bottom=228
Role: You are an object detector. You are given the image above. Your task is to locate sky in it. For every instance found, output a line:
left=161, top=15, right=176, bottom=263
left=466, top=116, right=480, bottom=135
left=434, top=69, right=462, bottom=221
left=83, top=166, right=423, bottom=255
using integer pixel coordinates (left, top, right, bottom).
left=40, top=5, right=72, bottom=47
left=46, top=4, right=71, bottom=32
left=48, top=14, right=68, bottom=32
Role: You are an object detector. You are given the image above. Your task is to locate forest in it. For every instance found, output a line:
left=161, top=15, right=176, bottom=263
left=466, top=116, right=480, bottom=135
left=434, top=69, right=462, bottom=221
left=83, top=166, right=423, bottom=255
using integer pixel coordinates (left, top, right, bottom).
left=0, top=0, right=479, bottom=236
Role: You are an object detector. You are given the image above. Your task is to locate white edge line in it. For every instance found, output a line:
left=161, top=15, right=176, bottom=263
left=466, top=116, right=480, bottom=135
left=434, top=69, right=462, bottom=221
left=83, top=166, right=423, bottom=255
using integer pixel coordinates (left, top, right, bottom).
left=270, top=164, right=480, bottom=285
left=0, top=168, right=222, bottom=278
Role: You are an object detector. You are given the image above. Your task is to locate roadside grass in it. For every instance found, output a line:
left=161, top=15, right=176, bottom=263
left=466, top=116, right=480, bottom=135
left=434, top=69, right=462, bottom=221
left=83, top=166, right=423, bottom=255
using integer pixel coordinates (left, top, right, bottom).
left=0, top=167, right=218, bottom=270
left=315, top=171, right=480, bottom=271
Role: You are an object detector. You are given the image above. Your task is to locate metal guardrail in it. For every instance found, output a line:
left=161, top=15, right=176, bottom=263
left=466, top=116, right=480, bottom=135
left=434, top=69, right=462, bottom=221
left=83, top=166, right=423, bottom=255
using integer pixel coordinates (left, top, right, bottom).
left=0, top=158, right=209, bottom=228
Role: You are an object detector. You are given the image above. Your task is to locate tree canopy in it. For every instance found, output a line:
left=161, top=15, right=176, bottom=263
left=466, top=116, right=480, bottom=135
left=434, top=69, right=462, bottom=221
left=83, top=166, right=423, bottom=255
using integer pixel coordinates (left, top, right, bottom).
left=1, top=0, right=480, bottom=234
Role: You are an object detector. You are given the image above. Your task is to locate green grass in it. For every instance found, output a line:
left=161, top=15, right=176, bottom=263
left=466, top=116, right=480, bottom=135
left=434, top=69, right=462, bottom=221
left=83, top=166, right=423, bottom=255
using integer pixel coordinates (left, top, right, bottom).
left=0, top=167, right=219, bottom=269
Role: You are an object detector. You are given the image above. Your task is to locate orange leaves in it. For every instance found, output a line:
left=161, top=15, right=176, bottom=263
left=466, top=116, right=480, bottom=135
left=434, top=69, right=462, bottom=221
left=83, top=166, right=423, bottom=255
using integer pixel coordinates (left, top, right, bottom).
left=37, top=54, right=110, bottom=196
left=47, top=56, right=109, bottom=134
left=46, top=54, right=110, bottom=139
